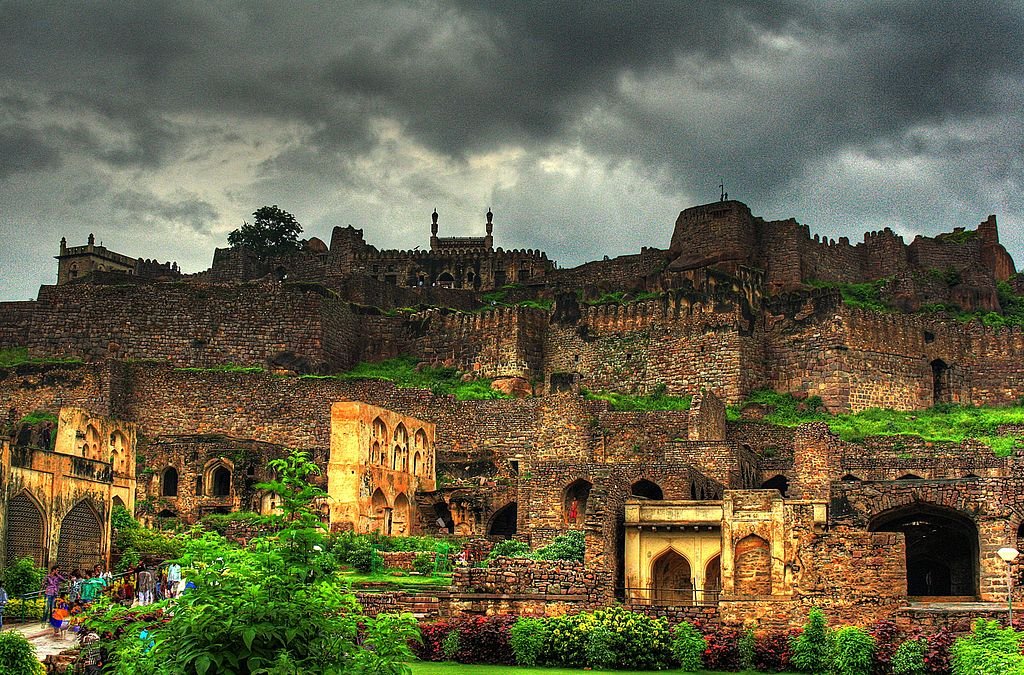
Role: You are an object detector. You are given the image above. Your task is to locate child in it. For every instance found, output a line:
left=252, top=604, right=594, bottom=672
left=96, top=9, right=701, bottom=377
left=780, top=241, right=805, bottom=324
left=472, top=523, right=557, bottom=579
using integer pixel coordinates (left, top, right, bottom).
left=50, top=598, right=70, bottom=638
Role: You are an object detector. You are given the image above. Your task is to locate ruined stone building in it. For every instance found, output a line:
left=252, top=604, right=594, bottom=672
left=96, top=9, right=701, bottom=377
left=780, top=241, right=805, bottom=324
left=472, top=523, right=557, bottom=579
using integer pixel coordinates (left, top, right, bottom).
left=2, top=198, right=1023, bottom=627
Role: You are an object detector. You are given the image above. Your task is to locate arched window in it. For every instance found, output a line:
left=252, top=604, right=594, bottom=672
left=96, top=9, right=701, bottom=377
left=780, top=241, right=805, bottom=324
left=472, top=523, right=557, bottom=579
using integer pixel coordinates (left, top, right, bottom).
left=840, top=474, right=862, bottom=482
left=161, top=467, right=179, bottom=497
left=563, top=479, right=592, bottom=527
left=212, top=466, right=231, bottom=497
left=371, top=489, right=390, bottom=534
left=897, top=474, right=923, bottom=481
left=631, top=480, right=663, bottom=500
left=734, top=535, right=771, bottom=596
left=393, top=493, right=411, bottom=536
left=85, top=424, right=101, bottom=460
left=651, top=549, right=693, bottom=604
left=413, top=451, right=422, bottom=476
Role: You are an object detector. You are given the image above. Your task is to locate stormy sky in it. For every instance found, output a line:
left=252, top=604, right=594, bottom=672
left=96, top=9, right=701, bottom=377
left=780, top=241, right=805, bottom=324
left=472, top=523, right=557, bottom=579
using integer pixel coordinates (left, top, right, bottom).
left=1, top=1, right=1022, bottom=300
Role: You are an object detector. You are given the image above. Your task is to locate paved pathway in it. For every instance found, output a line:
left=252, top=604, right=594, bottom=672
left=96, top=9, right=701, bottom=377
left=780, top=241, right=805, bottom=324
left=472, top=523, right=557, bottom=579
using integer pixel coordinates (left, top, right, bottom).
left=2, top=622, right=77, bottom=661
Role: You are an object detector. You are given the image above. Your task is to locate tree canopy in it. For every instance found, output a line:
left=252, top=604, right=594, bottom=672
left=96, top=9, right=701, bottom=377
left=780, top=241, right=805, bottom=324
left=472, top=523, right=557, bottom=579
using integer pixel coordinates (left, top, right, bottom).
left=227, top=205, right=303, bottom=258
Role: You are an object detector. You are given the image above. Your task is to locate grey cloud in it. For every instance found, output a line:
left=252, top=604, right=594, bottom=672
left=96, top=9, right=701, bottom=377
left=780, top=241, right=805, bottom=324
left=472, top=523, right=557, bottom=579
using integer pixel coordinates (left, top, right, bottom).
left=0, top=126, right=62, bottom=178
left=111, top=190, right=219, bottom=235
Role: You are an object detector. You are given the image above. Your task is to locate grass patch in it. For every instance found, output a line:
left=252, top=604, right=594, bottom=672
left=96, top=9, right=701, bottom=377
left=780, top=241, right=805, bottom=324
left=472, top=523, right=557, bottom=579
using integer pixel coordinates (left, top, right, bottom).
left=310, top=356, right=512, bottom=400
left=409, top=664, right=795, bottom=675
left=481, top=290, right=553, bottom=311
left=341, top=569, right=452, bottom=590
left=174, top=363, right=264, bottom=374
left=584, top=385, right=691, bottom=411
left=730, top=390, right=1024, bottom=454
left=805, top=278, right=891, bottom=312
left=920, top=281, right=1024, bottom=328
left=0, top=346, right=83, bottom=368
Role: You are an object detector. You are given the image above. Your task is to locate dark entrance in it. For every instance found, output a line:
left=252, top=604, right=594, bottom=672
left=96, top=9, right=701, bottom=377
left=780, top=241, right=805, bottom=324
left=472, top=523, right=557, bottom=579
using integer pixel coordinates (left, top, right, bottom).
left=931, top=359, right=951, bottom=404
left=631, top=480, right=664, bottom=500
left=760, top=474, right=789, bottom=498
left=488, top=502, right=517, bottom=536
left=869, top=504, right=978, bottom=598
left=212, top=467, right=231, bottom=497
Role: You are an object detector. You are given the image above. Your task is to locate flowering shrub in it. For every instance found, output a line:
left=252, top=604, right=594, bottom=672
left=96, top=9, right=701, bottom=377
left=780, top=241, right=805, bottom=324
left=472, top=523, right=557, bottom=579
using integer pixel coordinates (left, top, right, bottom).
left=753, top=630, right=796, bottom=672
left=546, top=607, right=673, bottom=670
left=869, top=618, right=905, bottom=672
left=417, top=616, right=516, bottom=664
left=702, top=624, right=742, bottom=671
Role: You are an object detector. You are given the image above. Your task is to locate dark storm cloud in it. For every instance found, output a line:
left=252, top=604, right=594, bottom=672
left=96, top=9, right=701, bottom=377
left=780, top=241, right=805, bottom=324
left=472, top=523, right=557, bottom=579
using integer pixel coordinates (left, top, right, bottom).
left=0, top=1, right=1022, bottom=301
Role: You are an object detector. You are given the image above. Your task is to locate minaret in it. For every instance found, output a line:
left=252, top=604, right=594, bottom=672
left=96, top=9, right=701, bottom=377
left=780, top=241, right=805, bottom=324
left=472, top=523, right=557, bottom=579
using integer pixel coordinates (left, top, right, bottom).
left=430, top=208, right=439, bottom=250
left=485, top=207, right=494, bottom=250
left=60, top=237, right=67, bottom=255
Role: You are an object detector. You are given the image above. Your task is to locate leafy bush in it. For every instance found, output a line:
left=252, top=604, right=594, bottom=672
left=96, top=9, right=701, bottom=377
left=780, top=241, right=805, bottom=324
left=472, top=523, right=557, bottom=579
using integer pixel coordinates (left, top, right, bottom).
left=545, top=607, right=673, bottom=670
left=791, top=607, right=833, bottom=673
left=114, top=526, right=183, bottom=558
left=510, top=617, right=549, bottom=667
left=702, top=624, right=741, bottom=671
left=111, top=503, right=139, bottom=531
left=585, top=623, right=616, bottom=670
left=2, top=556, right=45, bottom=596
left=0, top=629, right=44, bottom=674
left=951, top=618, right=1024, bottom=675
left=441, top=629, right=461, bottom=661
left=485, top=539, right=531, bottom=562
left=739, top=628, right=756, bottom=670
left=891, top=638, right=927, bottom=675
left=349, top=545, right=384, bottom=574
left=868, top=618, right=904, bottom=672
left=753, top=630, right=796, bottom=672
left=922, top=626, right=958, bottom=674
left=832, top=626, right=875, bottom=675
left=412, top=553, right=435, bottom=575
left=671, top=621, right=706, bottom=672
left=418, top=617, right=516, bottom=665
left=535, top=530, right=585, bottom=562
left=326, top=356, right=512, bottom=401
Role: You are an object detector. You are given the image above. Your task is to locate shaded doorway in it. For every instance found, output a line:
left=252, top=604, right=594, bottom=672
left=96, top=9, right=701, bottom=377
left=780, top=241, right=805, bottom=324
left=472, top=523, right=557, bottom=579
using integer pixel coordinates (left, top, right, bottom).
left=212, top=467, right=231, bottom=497
left=931, top=359, right=951, bottom=404
left=760, top=475, right=789, bottom=498
left=563, top=479, right=592, bottom=527
left=651, top=549, right=693, bottom=603
left=869, top=504, right=978, bottom=598
left=161, top=467, right=179, bottom=497
left=488, top=502, right=517, bottom=536
left=703, top=554, right=722, bottom=604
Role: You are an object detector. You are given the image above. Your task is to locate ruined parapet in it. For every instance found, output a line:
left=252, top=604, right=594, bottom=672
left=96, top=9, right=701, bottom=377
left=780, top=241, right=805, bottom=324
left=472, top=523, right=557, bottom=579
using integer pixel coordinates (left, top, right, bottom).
left=668, top=200, right=757, bottom=272
left=688, top=389, right=726, bottom=442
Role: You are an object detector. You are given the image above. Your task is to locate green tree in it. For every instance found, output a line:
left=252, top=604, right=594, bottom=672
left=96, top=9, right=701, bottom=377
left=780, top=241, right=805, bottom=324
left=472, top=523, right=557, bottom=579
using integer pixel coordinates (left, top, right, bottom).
left=791, top=607, right=833, bottom=673
left=227, top=205, right=302, bottom=258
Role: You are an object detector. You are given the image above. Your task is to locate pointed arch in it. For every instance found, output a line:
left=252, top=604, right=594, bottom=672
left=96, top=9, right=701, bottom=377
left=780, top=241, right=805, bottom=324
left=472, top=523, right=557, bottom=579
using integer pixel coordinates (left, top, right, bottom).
left=56, top=500, right=104, bottom=572
left=112, top=496, right=126, bottom=509
left=372, top=417, right=389, bottom=443
left=704, top=554, right=722, bottom=600
left=651, top=548, right=693, bottom=603
left=85, top=424, right=102, bottom=460
left=5, top=490, right=47, bottom=566
left=734, top=534, right=771, bottom=596
left=161, top=466, right=179, bottom=497
left=897, top=474, right=923, bottom=481
left=630, top=479, right=663, bottom=500
left=393, top=493, right=411, bottom=536
left=840, top=474, right=862, bottom=482
left=371, top=489, right=391, bottom=534
left=413, top=451, right=422, bottom=476
left=563, top=478, right=592, bottom=526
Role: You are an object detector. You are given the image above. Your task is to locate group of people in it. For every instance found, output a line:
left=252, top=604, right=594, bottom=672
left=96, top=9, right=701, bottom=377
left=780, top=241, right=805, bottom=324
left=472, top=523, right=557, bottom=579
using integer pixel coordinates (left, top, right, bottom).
left=35, top=561, right=185, bottom=638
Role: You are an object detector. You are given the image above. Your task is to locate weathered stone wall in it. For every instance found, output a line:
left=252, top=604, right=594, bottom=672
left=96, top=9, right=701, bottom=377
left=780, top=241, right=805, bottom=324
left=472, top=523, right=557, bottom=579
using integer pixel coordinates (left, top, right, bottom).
left=0, top=301, right=37, bottom=349
left=451, top=557, right=610, bottom=603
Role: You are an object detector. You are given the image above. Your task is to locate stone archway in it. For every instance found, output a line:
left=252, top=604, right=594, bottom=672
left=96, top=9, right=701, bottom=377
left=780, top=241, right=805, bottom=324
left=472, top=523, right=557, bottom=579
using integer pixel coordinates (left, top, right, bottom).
left=488, top=502, right=518, bottom=536
left=651, top=549, right=693, bottom=603
left=5, top=491, right=47, bottom=566
left=56, top=500, right=103, bottom=572
left=869, top=503, right=979, bottom=598
left=760, top=475, right=789, bottom=497
left=631, top=479, right=663, bottom=500
left=563, top=479, right=592, bottom=527
left=371, top=489, right=391, bottom=534
left=393, top=493, right=411, bottom=535
left=161, top=467, right=179, bottom=497
left=212, top=466, right=231, bottom=496
left=704, top=554, right=722, bottom=603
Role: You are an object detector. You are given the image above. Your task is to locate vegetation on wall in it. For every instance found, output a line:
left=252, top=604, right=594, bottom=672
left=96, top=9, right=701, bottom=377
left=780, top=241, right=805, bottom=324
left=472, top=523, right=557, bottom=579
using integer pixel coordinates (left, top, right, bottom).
left=730, top=390, right=1024, bottom=455
left=0, top=346, right=82, bottom=369
left=307, top=356, right=512, bottom=401
left=805, top=279, right=890, bottom=312
left=583, top=384, right=691, bottom=411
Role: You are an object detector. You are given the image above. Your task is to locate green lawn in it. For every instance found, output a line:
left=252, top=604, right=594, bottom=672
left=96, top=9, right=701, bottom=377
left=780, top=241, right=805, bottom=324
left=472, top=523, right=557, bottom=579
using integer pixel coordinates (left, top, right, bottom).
left=410, top=663, right=797, bottom=675
left=341, top=570, right=452, bottom=590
